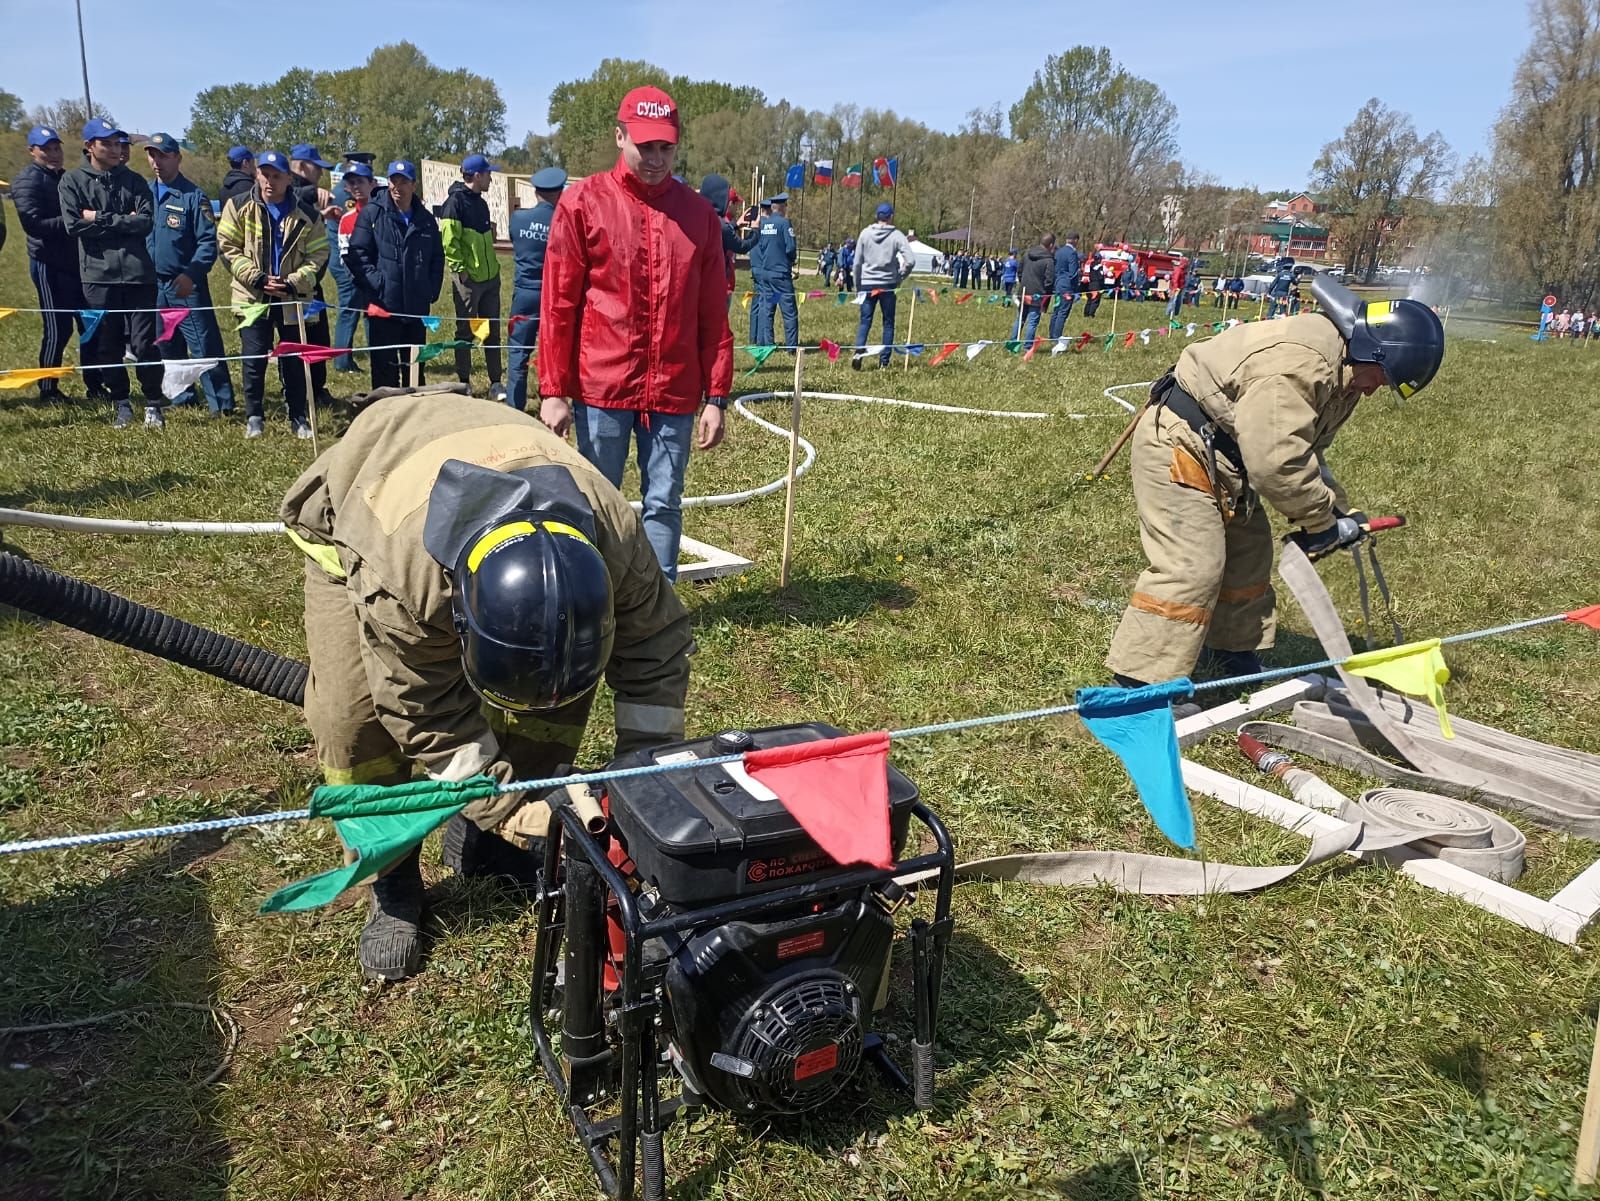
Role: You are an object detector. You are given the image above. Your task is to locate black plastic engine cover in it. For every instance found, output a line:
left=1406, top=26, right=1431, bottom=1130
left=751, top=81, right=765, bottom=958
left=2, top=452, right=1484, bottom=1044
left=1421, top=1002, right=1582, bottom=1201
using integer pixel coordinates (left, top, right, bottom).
left=604, top=723, right=919, bottom=906
left=663, top=893, right=894, bottom=1113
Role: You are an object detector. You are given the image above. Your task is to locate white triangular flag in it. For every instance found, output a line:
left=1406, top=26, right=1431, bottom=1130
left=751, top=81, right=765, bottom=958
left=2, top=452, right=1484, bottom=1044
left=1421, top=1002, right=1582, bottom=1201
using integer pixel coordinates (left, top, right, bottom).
left=863, top=344, right=885, bottom=357
left=162, top=358, right=221, bottom=399
left=852, top=292, right=868, bottom=305
left=1227, top=318, right=1240, bottom=328
left=966, top=340, right=989, bottom=360
left=1051, top=337, right=1070, bottom=355
left=1185, top=323, right=1197, bottom=337
left=1139, top=328, right=1151, bottom=345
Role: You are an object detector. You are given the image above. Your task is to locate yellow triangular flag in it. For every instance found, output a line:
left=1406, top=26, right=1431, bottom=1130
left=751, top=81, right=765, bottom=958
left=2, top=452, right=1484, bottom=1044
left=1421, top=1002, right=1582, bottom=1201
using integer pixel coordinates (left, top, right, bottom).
left=235, top=303, right=270, bottom=328
left=0, top=366, right=75, bottom=389
left=741, top=291, right=754, bottom=311
left=0, top=308, right=18, bottom=321
left=1346, top=637, right=1454, bottom=738
left=469, top=317, right=491, bottom=343
left=797, top=291, right=807, bottom=305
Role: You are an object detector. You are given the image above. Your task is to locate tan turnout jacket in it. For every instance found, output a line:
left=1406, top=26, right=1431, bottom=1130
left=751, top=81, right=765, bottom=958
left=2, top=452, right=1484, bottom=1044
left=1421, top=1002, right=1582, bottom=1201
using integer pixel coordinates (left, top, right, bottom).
left=1173, top=313, right=1361, bottom=534
left=282, top=393, right=693, bottom=807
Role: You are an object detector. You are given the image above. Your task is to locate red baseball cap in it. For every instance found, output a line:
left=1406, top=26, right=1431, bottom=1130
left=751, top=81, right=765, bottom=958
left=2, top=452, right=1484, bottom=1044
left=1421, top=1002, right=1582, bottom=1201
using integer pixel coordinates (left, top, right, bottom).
left=617, top=86, right=679, bottom=145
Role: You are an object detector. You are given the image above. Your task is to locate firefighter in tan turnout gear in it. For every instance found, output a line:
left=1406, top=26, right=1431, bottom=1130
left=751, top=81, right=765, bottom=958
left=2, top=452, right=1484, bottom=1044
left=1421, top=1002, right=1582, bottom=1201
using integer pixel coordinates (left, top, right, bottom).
left=1106, top=278, right=1446, bottom=689
left=282, top=384, right=694, bottom=980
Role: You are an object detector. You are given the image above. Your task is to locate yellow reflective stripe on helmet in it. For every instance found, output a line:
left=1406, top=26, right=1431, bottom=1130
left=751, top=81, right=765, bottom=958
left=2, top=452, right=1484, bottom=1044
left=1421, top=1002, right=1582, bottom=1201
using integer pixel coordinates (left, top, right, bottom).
left=467, top=520, right=537, bottom=573
left=285, top=528, right=347, bottom=580
left=1365, top=300, right=1395, bottom=325
left=540, top=519, right=593, bottom=547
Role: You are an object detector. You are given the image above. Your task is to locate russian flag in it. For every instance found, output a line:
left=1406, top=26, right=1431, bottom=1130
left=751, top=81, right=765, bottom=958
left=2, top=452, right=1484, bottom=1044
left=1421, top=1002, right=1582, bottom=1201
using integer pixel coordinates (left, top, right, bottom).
left=814, top=159, right=833, bottom=186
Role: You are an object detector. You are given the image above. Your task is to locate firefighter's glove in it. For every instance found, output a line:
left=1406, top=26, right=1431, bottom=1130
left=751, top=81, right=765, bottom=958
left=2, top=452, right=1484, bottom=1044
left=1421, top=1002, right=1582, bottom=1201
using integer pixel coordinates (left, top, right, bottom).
left=495, top=798, right=553, bottom=850
left=1335, top=507, right=1370, bottom=529
left=1290, top=516, right=1364, bottom=561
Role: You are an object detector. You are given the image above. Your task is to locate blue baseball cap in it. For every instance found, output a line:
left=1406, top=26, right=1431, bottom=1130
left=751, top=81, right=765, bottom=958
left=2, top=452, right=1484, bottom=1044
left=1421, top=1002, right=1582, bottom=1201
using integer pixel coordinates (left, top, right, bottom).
left=144, top=132, right=181, bottom=155
left=876, top=203, right=894, bottom=219
left=81, top=117, right=126, bottom=142
left=386, top=159, right=417, bottom=181
left=289, top=144, right=333, bottom=169
left=461, top=153, right=500, bottom=175
left=257, top=151, right=291, bottom=173
left=342, top=161, right=375, bottom=180
left=227, top=145, right=254, bottom=165
left=769, top=193, right=789, bottom=205
left=531, top=166, right=568, bottom=190
left=28, top=125, right=61, bottom=147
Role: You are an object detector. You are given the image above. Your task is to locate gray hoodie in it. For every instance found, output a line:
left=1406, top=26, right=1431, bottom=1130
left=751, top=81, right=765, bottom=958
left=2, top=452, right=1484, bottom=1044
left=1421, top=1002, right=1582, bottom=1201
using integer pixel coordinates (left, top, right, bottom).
left=853, top=221, right=914, bottom=290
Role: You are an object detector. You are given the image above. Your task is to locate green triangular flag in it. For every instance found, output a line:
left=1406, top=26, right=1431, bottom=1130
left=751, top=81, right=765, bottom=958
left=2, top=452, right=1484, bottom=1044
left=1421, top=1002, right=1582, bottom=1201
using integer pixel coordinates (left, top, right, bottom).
left=235, top=303, right=270, bottom=328
left=742, top=344, right=779, bottom=376
left=1103, top=334, right=1115, bottom=350
left=259, top=776, right=499, bottom=913
left=415, top=339, right=472, bottom=364
left=1003, top=339, right=1023, bottom=354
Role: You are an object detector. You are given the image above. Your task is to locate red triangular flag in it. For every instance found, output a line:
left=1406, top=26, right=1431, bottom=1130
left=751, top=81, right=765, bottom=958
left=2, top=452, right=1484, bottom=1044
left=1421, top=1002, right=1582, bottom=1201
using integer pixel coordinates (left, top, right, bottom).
left=366, top=303, right=392, bottom=318
left=928, top=341, right=960, bottom=367
left=271, top=341, right=346, bottom=364
left=1123, top=330, right=1137, bottom=348
left=1022, top=340, right=1039, bottom=362
left=1566, top=604, right=1600, bottom=630
left=1075, top=331, right=1093, bottom=350
left=955, top=292, right=974, bottom=305
left=818, top=338, right=841, bottom=363
left=924, top=290, right=939, bottom=305
left=871, top=288, right=884, bottom=297
left=744, top=732, right=893, bottom=869
left=508, top=313, right=533, bottom=329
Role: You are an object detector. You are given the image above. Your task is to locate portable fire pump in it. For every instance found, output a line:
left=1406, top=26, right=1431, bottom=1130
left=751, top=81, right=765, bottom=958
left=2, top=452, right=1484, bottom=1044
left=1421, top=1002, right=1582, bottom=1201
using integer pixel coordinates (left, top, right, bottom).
left=529, top=723, right=955, bottom=1201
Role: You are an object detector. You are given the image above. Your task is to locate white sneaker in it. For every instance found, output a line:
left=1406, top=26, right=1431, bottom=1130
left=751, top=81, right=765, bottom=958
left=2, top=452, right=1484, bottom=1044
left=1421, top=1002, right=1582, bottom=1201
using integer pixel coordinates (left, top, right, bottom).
left=144, top=406, right=165, bottom=429
left=292, top=418, right=314, bottom=440
left=245, top=416, right=265, bottom=439
left=489, top=383, right=507, bottom=403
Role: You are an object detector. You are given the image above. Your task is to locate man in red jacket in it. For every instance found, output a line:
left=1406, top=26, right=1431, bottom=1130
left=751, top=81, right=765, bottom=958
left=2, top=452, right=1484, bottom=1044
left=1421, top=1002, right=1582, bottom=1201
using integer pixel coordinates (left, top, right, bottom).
left=537, top=85, right=734, bottom=581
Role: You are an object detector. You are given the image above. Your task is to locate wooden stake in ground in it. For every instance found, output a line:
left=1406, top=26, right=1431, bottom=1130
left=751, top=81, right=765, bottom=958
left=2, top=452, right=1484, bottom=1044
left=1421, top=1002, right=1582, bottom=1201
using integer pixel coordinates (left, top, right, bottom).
left=294, top=302, right=319, bottom=457
left=1090, top=401, right=1147, bottom=480
left=1576, top=1014, right=1600, bottom=1185
left=409, top=342, right=422, bottom=389
left=903, top=286, right=917, bottom=373
left=779, top=347, right=804, bottom=588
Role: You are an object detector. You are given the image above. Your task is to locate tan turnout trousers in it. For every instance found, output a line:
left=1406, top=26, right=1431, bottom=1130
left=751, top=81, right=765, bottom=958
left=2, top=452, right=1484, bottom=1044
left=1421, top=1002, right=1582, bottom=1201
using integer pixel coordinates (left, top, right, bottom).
left=1104, top=405, right=1276, bottom=685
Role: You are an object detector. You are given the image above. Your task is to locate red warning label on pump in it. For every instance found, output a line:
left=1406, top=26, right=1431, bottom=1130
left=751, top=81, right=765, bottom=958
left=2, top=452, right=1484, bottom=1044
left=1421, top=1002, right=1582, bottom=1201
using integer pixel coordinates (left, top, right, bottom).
left=794, top=1044, right=839, bottom=1081
left=776, top=930, right=826, bottom=960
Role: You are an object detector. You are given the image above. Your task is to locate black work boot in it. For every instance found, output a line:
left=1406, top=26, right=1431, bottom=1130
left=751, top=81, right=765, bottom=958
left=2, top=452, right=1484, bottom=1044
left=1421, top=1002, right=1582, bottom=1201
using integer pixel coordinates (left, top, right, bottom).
left=440, top=814, right=543, bottom=890
left=358, top=850, right=424, bottom=981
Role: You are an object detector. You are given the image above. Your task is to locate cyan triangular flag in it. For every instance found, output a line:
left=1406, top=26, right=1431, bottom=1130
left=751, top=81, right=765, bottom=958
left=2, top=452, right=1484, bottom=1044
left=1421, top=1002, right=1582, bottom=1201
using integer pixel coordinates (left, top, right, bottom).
left=79, top=309, right=106, bottom=344
left=1075, top=678, right=1196, bottom=848
left=421, top=315, right=442, bottom=332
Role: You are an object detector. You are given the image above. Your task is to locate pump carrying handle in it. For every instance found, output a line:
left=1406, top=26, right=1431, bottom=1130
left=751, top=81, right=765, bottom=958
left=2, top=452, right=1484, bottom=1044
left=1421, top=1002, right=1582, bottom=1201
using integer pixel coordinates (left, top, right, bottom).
left=1362, top=515, right=1406, bottom=533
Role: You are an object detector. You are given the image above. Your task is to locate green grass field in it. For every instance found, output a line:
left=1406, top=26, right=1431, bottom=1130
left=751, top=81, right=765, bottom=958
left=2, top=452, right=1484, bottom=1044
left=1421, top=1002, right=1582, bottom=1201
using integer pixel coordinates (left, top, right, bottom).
left=2, top=206, right=1599, bottom=1201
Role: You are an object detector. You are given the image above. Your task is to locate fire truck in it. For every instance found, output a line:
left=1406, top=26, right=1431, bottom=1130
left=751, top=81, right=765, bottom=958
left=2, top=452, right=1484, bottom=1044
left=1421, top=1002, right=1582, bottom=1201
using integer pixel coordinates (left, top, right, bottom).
left=1085, top=242, right=1189, bottom=288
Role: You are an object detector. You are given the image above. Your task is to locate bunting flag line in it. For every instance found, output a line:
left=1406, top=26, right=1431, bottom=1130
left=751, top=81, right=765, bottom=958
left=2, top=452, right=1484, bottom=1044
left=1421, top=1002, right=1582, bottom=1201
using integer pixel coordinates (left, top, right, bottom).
left=741, top=291, right=755, bottom=311
left=271, top=342, right=346, bottom=365
left=807, top=289, right=826, bottom=299
left=862, top=344, right=885, bottom=359
left=1003, top=340, right=1023, bottom=355
left=903, top=343, right=925, bottom=356
left=924, top=289, right=939, bottom=305
left=1051, top=337, right=1071, bottom=355
left=161, top=358, right=222, bottom=399
left=155, top=307, right=189, bottom=344
left=834, top=292, right=848, bottom=306
left=744, top=732, right=894, bottom=870
left=0, top=308, right=15, bottom=321
left=366, top=303, right=392, bottom=319
left=1567, top=604, right=1600, bottom=630
left=966, top=340, right=989, bottom=360
left=743, top=345, right=779, bottom=375
left=78, top=309, right=106, bottom=345
left=421, top=315, right=442, bottom=332
left=1123, top=331, right=1137, bottom=348
left=507, top=313, right=533, bottom=330
left=469, top=318, right=491, bottom=343
left=415, top=340, right=471, bottom=364
left=955, top=292, right=974, bottom=305
left=928, top=341, right=959, bottom=366
left=1140, top=329, right=1152, bottom=345
left=235, top=303, right=270, bottom=328
left=852, top=293, right=868, bottom=306
left=1076, top=331, right=1094, bottom=351
left=796, top=293, right=808, bottom=306
left=1075, top=678, right=1197, bottom=849
left=0, top=366, right=75, bottom=390
left=818, top=338, right=841, bottom=362
left=1103, top=334, right=1115, bottom=351
left=303, top=299, right=328, bottom=320
left=1186, top=323, right=1198, bottom=337
left=1345, top=638, right=1454, bottom=739
left=1022, top=340, right=1040, bottom=361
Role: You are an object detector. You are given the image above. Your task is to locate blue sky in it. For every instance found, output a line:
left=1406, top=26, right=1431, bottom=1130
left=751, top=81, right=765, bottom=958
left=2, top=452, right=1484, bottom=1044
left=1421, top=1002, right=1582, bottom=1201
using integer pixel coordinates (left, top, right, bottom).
left=6, top=0, right=1530, bottom=189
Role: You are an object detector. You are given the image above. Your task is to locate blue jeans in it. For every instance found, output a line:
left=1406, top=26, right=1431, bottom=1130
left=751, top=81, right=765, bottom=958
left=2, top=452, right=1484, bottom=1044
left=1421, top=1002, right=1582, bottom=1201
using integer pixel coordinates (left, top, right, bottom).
left=330, top=239, right=360, bottom=371
left=506, top=288, right=539, bottom=411
left=1166, top=291, right=1184, bottom=319
left=754, top=277, right=799, bottom=347
left=575, top=405, right=695, bottom=581
left=1048, top=292, right=1076, bottom=340
left=156, top=277, right=235, bottom=411
left=854, top=289, right=897, bottom=365
left=1020, top=296, right=1047, bottom=346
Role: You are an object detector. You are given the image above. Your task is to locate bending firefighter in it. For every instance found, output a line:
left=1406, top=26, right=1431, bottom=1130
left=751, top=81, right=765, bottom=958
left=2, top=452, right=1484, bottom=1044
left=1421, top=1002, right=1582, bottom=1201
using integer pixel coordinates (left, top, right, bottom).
left=281, top=386, right=694, bottom=980
left=1105, top=277, right=1445, bottom=688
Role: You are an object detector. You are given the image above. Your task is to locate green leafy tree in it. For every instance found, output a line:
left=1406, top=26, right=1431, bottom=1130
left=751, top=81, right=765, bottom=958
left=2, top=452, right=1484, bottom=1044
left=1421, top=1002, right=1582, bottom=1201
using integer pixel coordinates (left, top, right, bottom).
left=0, top=89, right=26, bottom=131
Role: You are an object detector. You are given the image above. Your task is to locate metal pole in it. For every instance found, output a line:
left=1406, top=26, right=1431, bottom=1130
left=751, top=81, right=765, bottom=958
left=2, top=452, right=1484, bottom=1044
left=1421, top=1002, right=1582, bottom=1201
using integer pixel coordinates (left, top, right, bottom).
left=294, top=302, right=320, bottom=457
left=903, top=287, right=916, bottom=373
left=966, top=186, right=975, bottom=250
left=75, top=0, right=93, bottom=116
left=779, top=348, right=804, bottom=589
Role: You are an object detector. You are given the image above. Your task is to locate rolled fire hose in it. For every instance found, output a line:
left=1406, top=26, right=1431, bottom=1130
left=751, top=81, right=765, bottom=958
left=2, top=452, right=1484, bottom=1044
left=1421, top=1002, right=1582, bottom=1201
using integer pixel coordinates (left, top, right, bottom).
left=0, top=551, right=307, bottom=706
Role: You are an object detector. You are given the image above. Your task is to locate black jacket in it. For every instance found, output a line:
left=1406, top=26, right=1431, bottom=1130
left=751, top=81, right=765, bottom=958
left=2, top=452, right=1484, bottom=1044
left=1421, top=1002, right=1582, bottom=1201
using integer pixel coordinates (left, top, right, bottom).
left=345, top=186, right=444, bottom=316
left=56, top=160, right=155, bottom=286
left=12, top=161, right=76, bottom=270
left=1020, top=244, right=1054, bottom=296
left=220, top=168, right=257, bottom=205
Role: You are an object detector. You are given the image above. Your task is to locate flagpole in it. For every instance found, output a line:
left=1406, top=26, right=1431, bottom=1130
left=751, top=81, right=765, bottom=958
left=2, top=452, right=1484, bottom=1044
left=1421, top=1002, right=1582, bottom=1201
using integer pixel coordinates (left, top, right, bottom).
left=903, top=286, right=916, bottom=374
left=295, top=301, right=320, bottom=457
left=780, top=347, right=804, bottom=589
left=826, top=177, right=834, bottom=253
